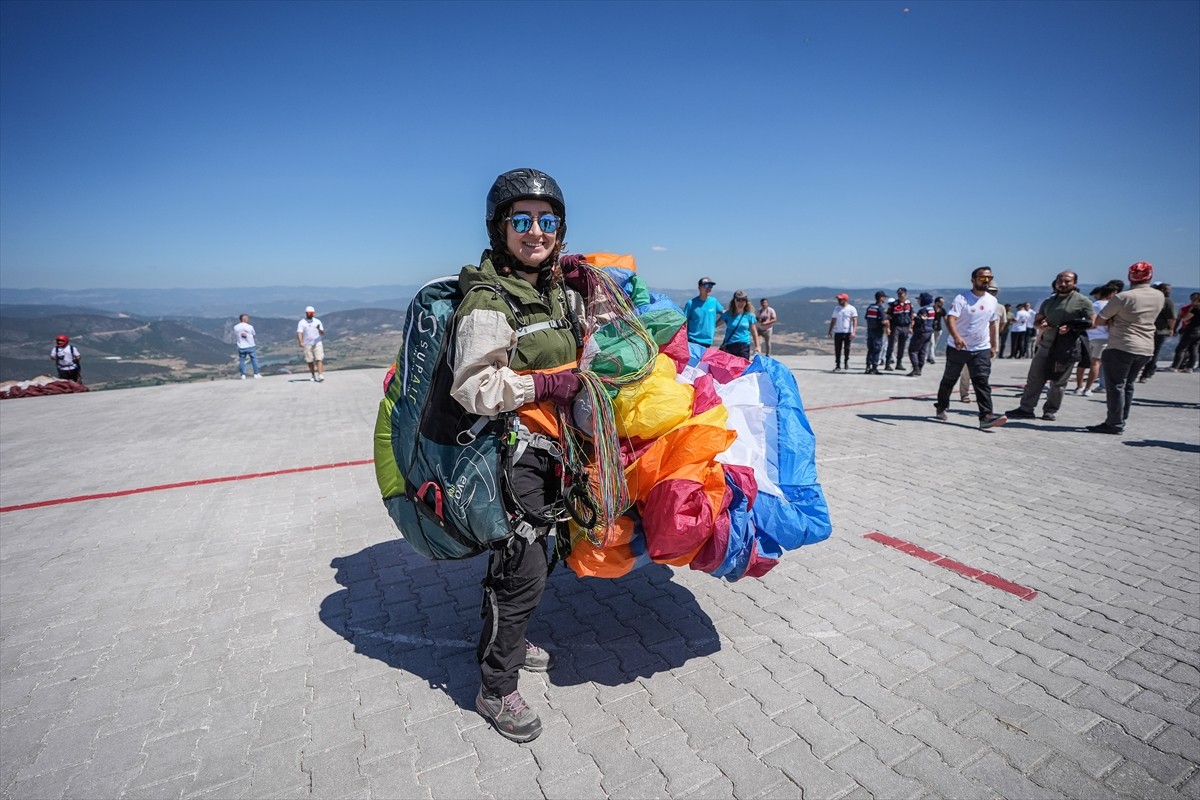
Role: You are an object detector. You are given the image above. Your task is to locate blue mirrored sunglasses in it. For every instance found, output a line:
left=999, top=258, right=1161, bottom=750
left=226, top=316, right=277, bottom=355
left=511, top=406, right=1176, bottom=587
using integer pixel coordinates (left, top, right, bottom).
left=507, top=213, right=561, bottom=234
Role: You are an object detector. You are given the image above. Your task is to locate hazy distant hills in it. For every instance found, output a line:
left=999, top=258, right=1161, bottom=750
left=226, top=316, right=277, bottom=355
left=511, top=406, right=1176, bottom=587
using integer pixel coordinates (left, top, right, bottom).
left=0, top=285, right=422, bottom=318
left=4, top=281, right=1192, bottom=390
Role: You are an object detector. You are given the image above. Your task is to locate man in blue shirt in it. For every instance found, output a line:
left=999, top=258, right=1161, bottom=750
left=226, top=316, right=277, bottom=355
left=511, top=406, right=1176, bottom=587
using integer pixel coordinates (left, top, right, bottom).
left=682, top=277, right=724, bottom=347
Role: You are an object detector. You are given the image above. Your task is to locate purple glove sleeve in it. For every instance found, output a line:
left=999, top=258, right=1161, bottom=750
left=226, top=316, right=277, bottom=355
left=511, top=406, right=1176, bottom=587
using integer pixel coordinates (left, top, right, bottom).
left=558, top=254, right=590, bottom=296
left=532, top=370, right=582, bottom=406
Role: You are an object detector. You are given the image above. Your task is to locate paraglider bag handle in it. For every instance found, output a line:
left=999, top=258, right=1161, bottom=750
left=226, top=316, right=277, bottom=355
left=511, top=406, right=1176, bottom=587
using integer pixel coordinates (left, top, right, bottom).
left=416, top=481, right=445, bottom=522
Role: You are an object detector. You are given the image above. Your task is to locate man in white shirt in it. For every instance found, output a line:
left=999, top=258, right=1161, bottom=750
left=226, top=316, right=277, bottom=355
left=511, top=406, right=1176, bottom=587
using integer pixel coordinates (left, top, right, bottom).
left=233, top=314, right=261, bottom=380
left=297, top=306, right=326, bottom=382
left=827, top=293, right=857, bottom=372
left=933, top=267, right=1007, bottom=430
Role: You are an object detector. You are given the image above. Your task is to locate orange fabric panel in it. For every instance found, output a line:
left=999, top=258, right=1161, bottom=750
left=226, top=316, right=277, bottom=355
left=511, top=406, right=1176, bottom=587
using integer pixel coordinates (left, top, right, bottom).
left=566, top=539, right=636, bottom=578
left=624, top=406, right=735, bottom=503
left=515, top=361, right=578, bottom=438
left=653, top=544, right=704, bottom=566
left=583, top=253, right=638, bottom=272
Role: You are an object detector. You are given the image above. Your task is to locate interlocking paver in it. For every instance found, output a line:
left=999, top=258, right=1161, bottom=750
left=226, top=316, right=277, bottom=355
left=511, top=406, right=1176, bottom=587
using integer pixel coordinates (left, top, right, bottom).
left=1, top=358, right=1196, bottom=799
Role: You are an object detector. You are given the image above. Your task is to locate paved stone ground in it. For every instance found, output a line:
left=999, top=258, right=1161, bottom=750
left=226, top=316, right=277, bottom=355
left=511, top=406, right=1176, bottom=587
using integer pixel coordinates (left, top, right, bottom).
left=1, top=356, right=1197, bottom=800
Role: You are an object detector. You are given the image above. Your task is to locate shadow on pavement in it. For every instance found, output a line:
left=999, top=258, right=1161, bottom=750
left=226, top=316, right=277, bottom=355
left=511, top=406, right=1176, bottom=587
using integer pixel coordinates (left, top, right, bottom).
left=1123, top=439, right=1200, bottom=453
left=1130, top=397, right=1200, bottom=410
left=320, top=538, right=719, bottom=709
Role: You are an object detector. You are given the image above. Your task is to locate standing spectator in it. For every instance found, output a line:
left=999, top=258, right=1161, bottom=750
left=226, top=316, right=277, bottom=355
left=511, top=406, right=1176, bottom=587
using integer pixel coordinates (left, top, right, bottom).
left=826, top=293, right=857, bottom=372
left=1087, top=262, right=1165, bottom=434
left=1072, top=285, right=1115, bottom=396
left=297, top=305, right=326, bottom=382
left=1137, top=283, right=1175, bottom=382
left=863, top=291, right=889, bottom=374
left=996, top=303, right=1013, bottom=358
left=682, top=277, right=723, bottom=348
left=927, top=295, right=945, bottom=365
left=959, top=283, right=1002, bottom=401
left=755, top=298, right=777, bottom=357
left=907, top=292, right=936, bottom=376
left=718, top=290, right=760, bottom=360
left=1168, top=292, right=1200, bottom=372
left=1005, top=271, right=1094, bottom=423
left=884, top=287, right=912, bottom=370
left=1010, top=303, right=1032, bottom=358
left=233, top=314, right=262, bottom=380
left=932, top=267, right=1007, bottom=429
left=50, top=335, right=82, bottom=384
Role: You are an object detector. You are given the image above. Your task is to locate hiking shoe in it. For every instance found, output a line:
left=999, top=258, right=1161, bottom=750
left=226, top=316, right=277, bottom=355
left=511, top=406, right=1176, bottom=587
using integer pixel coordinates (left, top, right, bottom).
left=979, top=413, right=1008, bottom=430
left=1041, top=412, right=1056, bottom=421
left=522, top=640, right=554, bottom=672
left=1005, top=408, right=1036, bottom=419
left=476, top=688, right=542, bottom=742
left=1086, top=423, right=1122, bottom=435
left=934, top=408, right=947, bottom=421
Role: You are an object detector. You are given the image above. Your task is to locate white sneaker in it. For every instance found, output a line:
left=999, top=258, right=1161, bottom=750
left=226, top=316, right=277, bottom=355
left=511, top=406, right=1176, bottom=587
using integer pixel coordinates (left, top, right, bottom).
left=254, top=373, right=261, bottom=379
left=316, top=375, right=324, bottom=383
left=311, top=376, right=317, bottom=382
left=240, top=374, right=246, bottom=380
left=1082, top=388, right=1092, bottom=396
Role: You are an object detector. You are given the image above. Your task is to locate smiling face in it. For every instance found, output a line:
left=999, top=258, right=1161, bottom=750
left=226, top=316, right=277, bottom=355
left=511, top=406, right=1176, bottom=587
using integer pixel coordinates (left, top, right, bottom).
left=504, top=198, right=557, bottom=270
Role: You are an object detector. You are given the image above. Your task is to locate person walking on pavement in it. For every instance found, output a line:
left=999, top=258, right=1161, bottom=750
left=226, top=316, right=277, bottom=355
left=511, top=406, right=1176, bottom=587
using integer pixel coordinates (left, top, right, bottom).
left=1086, top=262, right=1165, bottom=435
left=827, top=293, right=857, bottom=371
left=1005, top=271, right=1094, bottom=423
left=1072, top=284, right=1115, bottom=396
left=50, top=335, right=82, bottom=384
left=932, top=267, right=1007, bottom=430
left=233, top=314, right=262, bottom=380
left=884, top=287, right=912, bottom=370
left=1137, top=283, right=1175, bottom=382
left=863, top=291, right=889, bottom=374
left=1167, top=292, right=1200, bottom=372
left=907, top=292, right=936, bottom=376
left=450, top=168, right=582, bottom=742
left=297, top=306, right=326, bottom=382
left=927, top=295, right=944, bottom=365
left=682, top=277, right=723, bottom=348
left=755, top=297, right=777, bottom=357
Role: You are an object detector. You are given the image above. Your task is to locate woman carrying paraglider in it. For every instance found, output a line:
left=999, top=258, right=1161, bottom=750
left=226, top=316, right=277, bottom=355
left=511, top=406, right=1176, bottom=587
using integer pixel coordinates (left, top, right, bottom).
left=449, top=167, right=586, bottom=742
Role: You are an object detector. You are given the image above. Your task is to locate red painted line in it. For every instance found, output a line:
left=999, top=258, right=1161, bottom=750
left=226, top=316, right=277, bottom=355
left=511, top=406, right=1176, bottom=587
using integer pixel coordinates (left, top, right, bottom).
left=0, top=459, right=375, bottom=513
left=863, top=531, right=1037, bottom=600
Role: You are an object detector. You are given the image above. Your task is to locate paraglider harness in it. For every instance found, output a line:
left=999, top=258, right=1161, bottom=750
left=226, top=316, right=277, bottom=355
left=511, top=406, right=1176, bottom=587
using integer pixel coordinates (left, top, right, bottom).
left=457, top=282, right=597, bottom=658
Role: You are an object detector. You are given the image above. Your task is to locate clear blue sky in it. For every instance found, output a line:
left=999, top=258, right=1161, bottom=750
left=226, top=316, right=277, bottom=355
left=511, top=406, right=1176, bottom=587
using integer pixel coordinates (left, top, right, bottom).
left=1, top=0, right=1197, bottom=292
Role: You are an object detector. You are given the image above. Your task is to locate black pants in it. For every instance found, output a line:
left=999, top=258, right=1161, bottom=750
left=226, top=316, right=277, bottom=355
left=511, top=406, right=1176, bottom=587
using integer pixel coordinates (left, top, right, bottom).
left=56, top=367, right=81, bottom=383
left=721, top=342, right=752, bottom=360
left=997, top=331, right=1010, bottom=358
left=478, top=449, right=555, bottom=697
left=908, top=330, right=931, bottom=370
left=1174, top=327, right=1200, bottom=369
left=935, top=348, right=994, bottom=419
left=833, top=333, right=852, bottom=367
left=886, top=328, right=909, bottom=366
left=1138, top=333, right=1168, bottom=380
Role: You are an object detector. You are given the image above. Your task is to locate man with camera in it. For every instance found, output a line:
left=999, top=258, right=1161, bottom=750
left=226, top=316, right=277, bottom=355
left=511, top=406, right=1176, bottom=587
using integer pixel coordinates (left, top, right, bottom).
left=1006, top=270, right=1095, bottom=423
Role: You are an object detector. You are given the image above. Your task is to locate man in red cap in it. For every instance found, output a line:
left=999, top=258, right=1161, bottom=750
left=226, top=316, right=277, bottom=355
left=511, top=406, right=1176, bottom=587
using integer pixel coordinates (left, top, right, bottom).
left=827, top=293, right=857, bottom=371
left=50, top=335, right=82, bottom=384
left=1086, top=261, right=1164, bottom=434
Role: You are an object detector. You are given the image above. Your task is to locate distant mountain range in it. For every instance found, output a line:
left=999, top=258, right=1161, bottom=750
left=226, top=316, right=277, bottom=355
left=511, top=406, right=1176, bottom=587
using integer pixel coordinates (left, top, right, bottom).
left=4, top=282, right=1192, bottom=389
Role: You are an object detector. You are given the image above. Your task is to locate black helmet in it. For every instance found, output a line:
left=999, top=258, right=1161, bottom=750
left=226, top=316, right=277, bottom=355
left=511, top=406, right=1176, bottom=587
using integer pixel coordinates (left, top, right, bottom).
left=485, top=168, right=565, bottom=222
